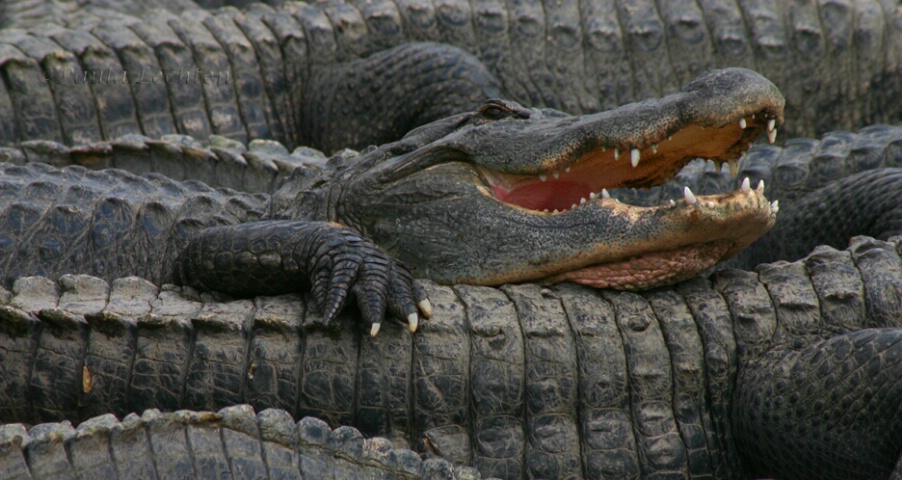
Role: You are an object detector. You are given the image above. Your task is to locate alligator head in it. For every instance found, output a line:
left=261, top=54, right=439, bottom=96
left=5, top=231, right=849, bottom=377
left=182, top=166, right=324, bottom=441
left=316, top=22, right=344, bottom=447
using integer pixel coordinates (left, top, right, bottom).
left=279, top=68, right=784, bottom=290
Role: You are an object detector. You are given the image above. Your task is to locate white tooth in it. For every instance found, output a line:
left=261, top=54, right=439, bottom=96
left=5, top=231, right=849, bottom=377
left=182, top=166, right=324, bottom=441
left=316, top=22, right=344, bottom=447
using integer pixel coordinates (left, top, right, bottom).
left=601, top=146, right=606, bottom=152
left=706, top=201, right=715, bottom=208
left=669, top=199, right=676, bottom=206
left=553, top=209, right=559, bottom=214
left=741, top=177, right=751, bottom=193
left=543, top=209, right=549, bottom=213
left=728, top=159, right=739, bottom=177
left=370, top=322, right=381, bottom=337
left=614, top=199, right=622, bottom=204
left=571, top=203, right=577, bottom=209
left=651, top=144, right=658, bottom=154
left=767, top=119, right=776, bottom=132
left=739, top=118, right=747, bottom=129
left=683, top=186, right=697, bottom=205
left=715, top=161, right=724, bottom=174
left=565, top=166, right=571, bottom=173
left=539, top=174, right=547, bottom=182
left=553, top=171, right=560, bottom=179
left=589, top=192, right=598, bottom=200
left=408, top=313, right=419, bottom=333
left=418, top=299, right=433, bottom=318
left=771, top=200, right=780, bottom=213
left=756, top=179, right=765, bottom=192
left=602, top=189, right=610, bottom=199
left=667, top=135, right=673, bottom=141
left=613, top=148, right=620, bottom=160
left=630, top=148, right=640, bottom=167
left=580, top=197, right=587, bottom=204
left=767, top=128, right=777, bottom=144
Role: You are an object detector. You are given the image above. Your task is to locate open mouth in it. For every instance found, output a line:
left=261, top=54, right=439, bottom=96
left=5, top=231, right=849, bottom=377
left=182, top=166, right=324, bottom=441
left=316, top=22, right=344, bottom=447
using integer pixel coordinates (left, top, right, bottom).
left=481, top=113, right=778, bottom=214
left=473, top=111, right=781, bottom=290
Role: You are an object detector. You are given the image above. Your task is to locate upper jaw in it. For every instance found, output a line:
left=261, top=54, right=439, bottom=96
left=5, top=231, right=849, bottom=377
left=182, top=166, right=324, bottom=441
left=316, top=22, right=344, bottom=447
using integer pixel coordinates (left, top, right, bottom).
left=457, top=67, right=784, bottom=214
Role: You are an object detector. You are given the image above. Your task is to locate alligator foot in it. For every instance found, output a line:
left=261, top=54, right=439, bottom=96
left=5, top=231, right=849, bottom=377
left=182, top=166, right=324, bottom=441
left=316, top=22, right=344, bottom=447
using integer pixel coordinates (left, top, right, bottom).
left=174, top=220, right=431, bottom=334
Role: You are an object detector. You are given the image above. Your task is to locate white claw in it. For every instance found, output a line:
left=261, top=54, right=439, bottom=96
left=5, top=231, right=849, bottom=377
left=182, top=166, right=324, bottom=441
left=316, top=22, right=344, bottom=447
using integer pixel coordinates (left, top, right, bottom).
left=407, top=313, right=419, bottom=333
left=706, top=201, right=715, bottom=208
left=771, top=200, right=780, bottom=213
left=539, top=174, right=547, bottom=182
left=630, top=148, right=640, bottom=167
left=767, top=128, right=777, bottom=144
left=739, top=118, right=747, bottom=129
left=683, top=186, right=697, bottom=205
left=418, top=299, right=433, bottom=318
left=370, top=322, right=381, bottom=337
left=741, top=176, right=751, bottom=193
left=715, top=161, right=724, bottom=174
left=613, top=148, right=620, bottom=160
left=728, top=159, right=739, bottom=177
left=756, top=179, right=765, bottom=192
left=589, top=192, right=598, bottom=200
left=669, top=199, right=676, bottom=206
left=601, top=188, right=611, bottom=199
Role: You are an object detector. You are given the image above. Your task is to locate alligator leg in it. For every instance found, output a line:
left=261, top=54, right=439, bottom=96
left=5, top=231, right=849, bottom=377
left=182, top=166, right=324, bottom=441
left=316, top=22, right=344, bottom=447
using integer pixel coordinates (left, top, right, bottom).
left=174, top=220, right=431, bottom=333
left=2, top=236, right=901, bottom=478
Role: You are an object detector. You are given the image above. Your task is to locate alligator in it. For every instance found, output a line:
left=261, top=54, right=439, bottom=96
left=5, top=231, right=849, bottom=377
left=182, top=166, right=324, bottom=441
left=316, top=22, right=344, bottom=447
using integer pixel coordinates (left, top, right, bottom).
left=1, top=77, right=902, bottom=479
left=1, top=1, right=902, bottom=479
left=0, top=404, right=493, bottom=480
left=0, top=68, right=786, bottom=331
left=0, top=0, right=900, bottom=152
left=1, top=234, right=902, bottom=479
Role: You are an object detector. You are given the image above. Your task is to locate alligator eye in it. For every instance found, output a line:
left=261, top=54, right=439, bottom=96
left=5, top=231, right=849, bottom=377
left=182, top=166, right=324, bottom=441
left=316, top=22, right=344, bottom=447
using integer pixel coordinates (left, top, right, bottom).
left=481, top=105, right=509, bottom=120
left=474, top=100, right=530, bottom=124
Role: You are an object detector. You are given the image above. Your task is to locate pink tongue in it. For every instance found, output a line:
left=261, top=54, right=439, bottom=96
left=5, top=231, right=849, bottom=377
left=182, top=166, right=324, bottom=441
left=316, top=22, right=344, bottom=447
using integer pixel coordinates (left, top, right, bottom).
left=493, top=181, right=590, bottom=211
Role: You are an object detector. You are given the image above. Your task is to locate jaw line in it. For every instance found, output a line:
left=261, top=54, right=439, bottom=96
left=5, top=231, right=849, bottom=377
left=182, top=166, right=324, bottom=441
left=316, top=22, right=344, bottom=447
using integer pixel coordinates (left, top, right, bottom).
left=457, top=182, right=778, bottom=288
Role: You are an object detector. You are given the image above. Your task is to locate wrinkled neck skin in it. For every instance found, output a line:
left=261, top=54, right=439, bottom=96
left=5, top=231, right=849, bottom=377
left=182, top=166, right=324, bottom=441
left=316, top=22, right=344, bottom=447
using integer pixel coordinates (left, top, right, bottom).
left=276, top=68, right=785, bottom=290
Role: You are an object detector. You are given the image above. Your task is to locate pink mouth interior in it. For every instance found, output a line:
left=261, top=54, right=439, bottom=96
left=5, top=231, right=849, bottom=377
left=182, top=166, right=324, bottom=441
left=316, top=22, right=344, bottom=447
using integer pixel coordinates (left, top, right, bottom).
left=482, top=122, right=760, bottom=213
left=492, top=180, right=593, bottom=212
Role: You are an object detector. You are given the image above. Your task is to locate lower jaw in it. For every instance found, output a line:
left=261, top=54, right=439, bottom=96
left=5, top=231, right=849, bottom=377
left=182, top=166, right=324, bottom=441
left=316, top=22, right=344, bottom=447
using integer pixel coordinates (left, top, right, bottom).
left=542, top=240, right=732, bottom=290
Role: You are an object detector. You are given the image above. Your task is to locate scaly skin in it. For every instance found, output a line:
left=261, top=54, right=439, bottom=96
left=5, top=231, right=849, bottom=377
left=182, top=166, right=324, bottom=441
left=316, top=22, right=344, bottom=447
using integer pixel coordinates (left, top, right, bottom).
left=0, top=0, right=899, bottom=150
left=1, top=235, right=901, bottom=479
left=0, top=404, right=492, bottom=480
left=0, top=6, right=501, bottom=152
left=0, top=68, right=783, bottom=332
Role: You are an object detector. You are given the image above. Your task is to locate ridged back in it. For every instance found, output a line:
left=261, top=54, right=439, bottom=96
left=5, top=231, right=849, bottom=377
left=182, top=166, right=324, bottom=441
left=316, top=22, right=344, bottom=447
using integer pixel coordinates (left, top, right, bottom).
left=0, top=162, right=269, bottom=286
